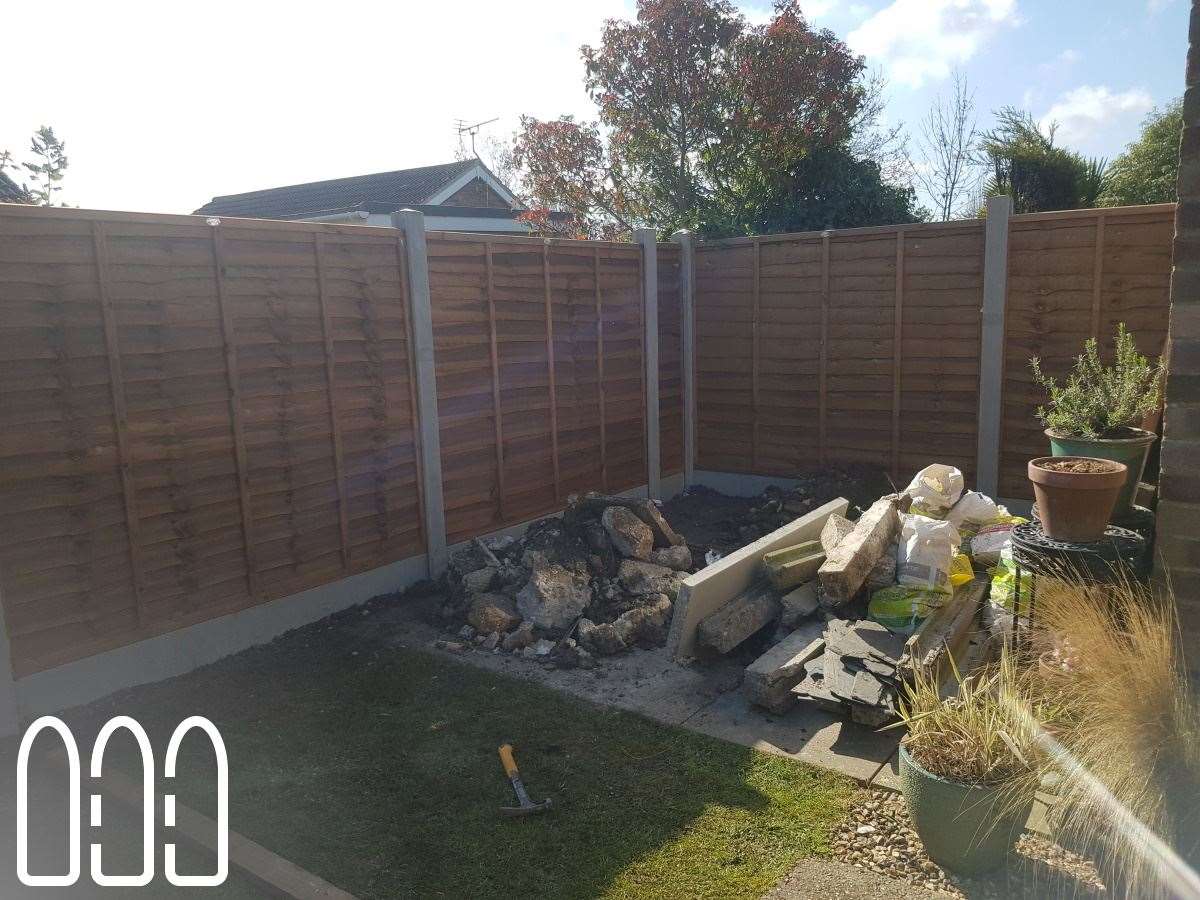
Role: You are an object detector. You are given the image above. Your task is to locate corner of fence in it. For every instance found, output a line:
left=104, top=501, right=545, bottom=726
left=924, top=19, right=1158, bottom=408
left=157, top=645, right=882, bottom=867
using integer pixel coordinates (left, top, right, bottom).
left=672, top=229, right=696, bottom=487
left=634, top=228, right=662, bottom=499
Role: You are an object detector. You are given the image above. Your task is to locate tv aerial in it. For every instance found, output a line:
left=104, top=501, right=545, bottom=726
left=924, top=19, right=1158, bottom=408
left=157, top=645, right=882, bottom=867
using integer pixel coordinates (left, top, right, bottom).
left=455, top=117, right=499, bottom=158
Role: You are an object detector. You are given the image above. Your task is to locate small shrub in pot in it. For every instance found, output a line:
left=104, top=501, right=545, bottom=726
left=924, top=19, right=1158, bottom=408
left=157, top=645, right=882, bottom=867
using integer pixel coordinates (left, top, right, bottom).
left=1029, top=323, right=1164, bottom=517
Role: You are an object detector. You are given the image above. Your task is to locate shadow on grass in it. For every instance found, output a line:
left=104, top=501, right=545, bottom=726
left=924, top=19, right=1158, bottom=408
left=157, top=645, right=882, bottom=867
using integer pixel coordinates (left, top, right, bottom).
left=14, top=612, right=852, bottom=900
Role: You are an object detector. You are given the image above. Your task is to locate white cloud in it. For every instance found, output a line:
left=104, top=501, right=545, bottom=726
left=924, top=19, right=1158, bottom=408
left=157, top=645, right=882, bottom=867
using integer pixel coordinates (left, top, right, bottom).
left=1148, top=0, right=1176, bottom=13
left=847, top=0, right=1020, bottom=88
left=1058, top=48, right=1081, bottom=64
left=1041, top=85, right=1154, bottom=147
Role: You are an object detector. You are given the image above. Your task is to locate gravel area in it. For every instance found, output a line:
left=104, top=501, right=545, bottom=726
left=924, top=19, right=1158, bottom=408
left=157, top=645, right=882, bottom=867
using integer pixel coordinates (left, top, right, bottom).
left=829, top=789, right=1106, bottom=898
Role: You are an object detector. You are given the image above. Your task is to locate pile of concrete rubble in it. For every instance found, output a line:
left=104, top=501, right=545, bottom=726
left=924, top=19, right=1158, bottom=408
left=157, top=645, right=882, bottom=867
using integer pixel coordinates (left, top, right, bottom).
left=435, top=494, right=696, bottom=668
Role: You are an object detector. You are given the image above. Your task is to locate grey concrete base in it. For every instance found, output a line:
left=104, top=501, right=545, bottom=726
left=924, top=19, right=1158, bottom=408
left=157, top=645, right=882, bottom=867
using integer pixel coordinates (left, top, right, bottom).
left=14, top=552, right=427, bottom=722
left=691, top=470, right=810, bottom=497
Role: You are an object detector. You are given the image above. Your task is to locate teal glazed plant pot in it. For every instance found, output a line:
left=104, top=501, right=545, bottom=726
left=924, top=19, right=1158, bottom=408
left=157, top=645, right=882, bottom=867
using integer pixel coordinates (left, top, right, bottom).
left=898, top=745, right=1034, bottom=876
left=1046, top=427, right=1156, bottom=519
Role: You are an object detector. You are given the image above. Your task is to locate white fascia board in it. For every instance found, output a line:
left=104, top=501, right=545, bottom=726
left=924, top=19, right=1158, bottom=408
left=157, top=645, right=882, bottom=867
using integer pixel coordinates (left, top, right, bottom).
left=424, top=162, right=520, bottom=209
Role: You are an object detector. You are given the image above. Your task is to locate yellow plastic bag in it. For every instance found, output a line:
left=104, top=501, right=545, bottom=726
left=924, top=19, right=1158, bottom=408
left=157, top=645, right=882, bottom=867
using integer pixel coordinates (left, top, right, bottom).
left=868, top=586, right=947, bottom=635
left=949, top=552, right=975, bottom=587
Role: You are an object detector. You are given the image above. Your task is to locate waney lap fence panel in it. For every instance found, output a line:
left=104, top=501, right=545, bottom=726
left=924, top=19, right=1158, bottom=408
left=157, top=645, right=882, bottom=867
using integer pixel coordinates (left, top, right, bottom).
left=694, top=222, right=984, bottom=484
left=998, top=205, right=1175, bottom=499
left=0, top=206, right=423, bottom=675
left=427, top=233, right=649, bottom=544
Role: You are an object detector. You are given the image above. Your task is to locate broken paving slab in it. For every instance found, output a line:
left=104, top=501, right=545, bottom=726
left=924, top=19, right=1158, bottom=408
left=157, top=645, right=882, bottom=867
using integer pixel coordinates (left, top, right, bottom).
left=762, top=540, right=825, bottom=591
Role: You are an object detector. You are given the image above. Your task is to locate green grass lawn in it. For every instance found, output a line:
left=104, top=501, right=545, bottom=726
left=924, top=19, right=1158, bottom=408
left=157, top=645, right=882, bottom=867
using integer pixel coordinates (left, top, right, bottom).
left=61, top=617, right=853, bottom=899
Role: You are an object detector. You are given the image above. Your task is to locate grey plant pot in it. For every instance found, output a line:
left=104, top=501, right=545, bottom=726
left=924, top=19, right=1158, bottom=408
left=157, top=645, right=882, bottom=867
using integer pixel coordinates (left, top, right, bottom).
left=898, top=744, right=1035, bottom=876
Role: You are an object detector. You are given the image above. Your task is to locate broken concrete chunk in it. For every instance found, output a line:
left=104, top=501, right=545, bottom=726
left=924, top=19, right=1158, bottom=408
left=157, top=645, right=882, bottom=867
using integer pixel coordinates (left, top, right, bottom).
left=501, top=621, right=536, bottom=652
left=577, top=617, right=627, bottom=655
left=612, top=595, right=673, bottom=647
left=633, top=500, right=687, bottom=548
left=461, top=566, right=498, bottom=595
left=697, top=586, right=780, bottom=655
left=818, top=495, right=902, bottom=608
left=481, top=631, right=501, bottom=651
left=649, top=544, right=692, bottom=572
left=458, top=624, right=477, bottom=641
left=532, top=638, right=556, bottom=657
left=467, top=593, right=522, bottom=635
left=618, top=559, right=684, bottom=600
left=602, top=506, right=654, bottom=560
left=516, top=564, right=591, bottom=634
left=779, top=582, right=819, bottom=628
left=820, top=513, right=855, bottom=553
left=742, top=619, right=825, bottom=711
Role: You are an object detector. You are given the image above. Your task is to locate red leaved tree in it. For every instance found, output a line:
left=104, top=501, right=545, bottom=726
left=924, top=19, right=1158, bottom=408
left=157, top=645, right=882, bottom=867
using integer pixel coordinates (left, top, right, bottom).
left=512, top=0, right=864, bottom=237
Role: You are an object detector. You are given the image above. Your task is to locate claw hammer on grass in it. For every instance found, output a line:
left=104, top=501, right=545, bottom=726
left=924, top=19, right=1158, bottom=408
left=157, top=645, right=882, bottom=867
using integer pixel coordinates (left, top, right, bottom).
left=498, top=743, right=552, bottom=817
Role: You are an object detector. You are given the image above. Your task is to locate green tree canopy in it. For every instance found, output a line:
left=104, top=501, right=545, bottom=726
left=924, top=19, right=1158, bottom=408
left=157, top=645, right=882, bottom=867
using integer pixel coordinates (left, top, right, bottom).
left=981, top=108, right=1107, bottom=213
left=707, top=145, right=923, bottom=237
left=1100, top=99, right=1182, bottom=207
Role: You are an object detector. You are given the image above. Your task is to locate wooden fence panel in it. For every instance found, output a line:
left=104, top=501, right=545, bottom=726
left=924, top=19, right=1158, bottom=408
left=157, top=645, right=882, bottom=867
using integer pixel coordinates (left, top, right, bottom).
left=998, top=205, right=1175, bottom=499
left=657, top=244, right=684, bottom=476
left=897, top=222, right=984, bottom=484
left=694, top=243, right=755, bottom=471
left=0, top=207, right=423, bottom=675
left=427, top=233, right=647, bottom=544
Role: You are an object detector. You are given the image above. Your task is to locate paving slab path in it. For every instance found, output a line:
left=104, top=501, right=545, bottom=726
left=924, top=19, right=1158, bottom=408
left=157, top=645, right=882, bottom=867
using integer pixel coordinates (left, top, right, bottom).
left=362, top=599, right=900, bottom=786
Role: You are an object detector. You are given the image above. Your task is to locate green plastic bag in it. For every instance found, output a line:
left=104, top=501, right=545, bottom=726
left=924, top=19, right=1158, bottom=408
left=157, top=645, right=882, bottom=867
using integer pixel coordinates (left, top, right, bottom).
left=868, top=586, right=947, bottom=635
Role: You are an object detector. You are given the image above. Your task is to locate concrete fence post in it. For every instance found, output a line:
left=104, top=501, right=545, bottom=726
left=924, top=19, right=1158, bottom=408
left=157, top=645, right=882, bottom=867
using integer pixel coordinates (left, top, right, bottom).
left=635, top=228, right=662, bottom=499
left=976, top=195, right=1012, bottom=498
left=672, top=230, right=696, bottom=485
left=0, top=588, right=18, bottom=737
left=393, top=209, right=448, bottom=576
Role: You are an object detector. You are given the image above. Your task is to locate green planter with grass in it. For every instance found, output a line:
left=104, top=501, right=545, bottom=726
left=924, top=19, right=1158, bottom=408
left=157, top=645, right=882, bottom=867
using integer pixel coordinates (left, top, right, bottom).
left=892, top=652, right=1043, bottom=876
left=1030, top=323, right=1164, bottom=520
left=899, top=745, right=1035, bottom=875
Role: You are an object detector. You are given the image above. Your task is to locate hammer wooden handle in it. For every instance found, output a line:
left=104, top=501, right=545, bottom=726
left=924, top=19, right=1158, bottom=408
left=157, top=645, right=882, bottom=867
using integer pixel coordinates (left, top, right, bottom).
left=498, top=743, right=519, bottom=778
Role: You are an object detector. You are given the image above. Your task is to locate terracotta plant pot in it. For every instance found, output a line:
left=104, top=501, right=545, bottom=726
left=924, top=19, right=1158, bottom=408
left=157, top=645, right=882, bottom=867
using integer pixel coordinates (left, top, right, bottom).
left=1027, top=456, right=1127, bottom=542
left=1046, top=427, right=1156, bottom=520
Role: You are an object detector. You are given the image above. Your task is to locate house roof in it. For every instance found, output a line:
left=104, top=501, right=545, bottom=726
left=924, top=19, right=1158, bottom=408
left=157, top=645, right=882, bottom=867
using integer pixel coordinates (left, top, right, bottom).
left=0, top=170, right=29, bottom=203
left=193, top=159, right=498, bottom=219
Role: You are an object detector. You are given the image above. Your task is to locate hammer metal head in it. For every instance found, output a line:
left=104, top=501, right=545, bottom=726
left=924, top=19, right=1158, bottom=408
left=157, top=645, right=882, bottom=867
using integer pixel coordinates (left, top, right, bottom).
left=500, top=796, right=553, bottom=817
left=501, top=772, right=552, bottom=816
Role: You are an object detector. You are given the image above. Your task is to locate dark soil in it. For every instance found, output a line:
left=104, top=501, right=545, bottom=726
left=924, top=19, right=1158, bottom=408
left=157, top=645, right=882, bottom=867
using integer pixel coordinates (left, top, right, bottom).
left=1037, top=458, right=1121, bottom=474
left=661, top=465, right=892, bottom=562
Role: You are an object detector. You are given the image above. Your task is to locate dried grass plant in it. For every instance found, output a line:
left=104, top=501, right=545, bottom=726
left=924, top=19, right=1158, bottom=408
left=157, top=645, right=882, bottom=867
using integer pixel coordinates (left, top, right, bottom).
left=1028, top=574, right=1200, bottom=897
left=893, top=648, right=1043, bottom=798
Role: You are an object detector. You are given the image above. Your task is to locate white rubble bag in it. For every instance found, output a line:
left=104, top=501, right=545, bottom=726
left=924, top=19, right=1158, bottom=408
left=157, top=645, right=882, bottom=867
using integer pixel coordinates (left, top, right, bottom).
left=945, top=491, right=1000, bottom=533
left=904, top=464, right=965, bottom=516
left=896, top=513, right=961, bottom=594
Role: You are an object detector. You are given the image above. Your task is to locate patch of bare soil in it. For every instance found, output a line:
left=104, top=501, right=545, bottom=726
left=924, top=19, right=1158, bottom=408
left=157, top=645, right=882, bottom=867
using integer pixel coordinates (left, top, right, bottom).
left=661, top=465, right=892, bottom=562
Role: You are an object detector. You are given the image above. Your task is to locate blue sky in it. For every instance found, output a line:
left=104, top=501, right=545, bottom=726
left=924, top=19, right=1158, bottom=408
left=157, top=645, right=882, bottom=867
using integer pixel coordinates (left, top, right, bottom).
left=795, top=0, right=1189, bottom=161
left=0, top=0, right=1188, bottom=215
